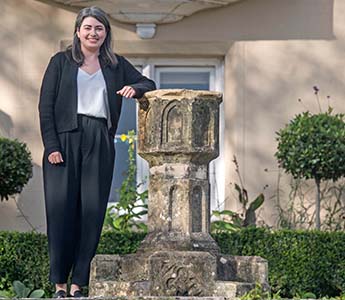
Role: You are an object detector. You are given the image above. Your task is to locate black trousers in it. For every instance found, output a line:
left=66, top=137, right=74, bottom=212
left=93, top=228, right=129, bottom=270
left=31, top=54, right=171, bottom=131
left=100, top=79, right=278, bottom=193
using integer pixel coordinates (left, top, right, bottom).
left=43, top=114, right=115, bottom=286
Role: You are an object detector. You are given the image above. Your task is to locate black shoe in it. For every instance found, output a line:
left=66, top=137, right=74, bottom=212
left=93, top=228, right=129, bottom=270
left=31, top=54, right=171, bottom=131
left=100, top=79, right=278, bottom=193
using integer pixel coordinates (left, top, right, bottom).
left=53, top=290, right=67, bottom=298
left=70, top=290, right=83, bottom=298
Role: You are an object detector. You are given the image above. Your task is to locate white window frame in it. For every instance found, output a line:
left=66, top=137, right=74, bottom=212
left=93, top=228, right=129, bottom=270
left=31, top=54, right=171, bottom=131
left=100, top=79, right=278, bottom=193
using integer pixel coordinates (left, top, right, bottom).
left=128, top=58, right=225, bottom=211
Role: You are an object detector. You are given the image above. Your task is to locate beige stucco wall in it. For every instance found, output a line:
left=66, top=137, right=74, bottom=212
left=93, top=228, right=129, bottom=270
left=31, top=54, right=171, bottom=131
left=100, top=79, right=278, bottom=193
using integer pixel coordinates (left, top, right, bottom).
left=0, top=0, right=341, bottom=231
left=223, top=0, right=344, bottom=226
left=0, top=0, right=76, bottom=231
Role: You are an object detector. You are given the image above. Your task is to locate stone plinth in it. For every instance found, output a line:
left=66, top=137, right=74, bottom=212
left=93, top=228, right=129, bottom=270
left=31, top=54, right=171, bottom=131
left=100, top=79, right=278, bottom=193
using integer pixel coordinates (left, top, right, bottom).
left=89, top=89, right=269, bottom=297
left=90, top=254, right=268, bottom=297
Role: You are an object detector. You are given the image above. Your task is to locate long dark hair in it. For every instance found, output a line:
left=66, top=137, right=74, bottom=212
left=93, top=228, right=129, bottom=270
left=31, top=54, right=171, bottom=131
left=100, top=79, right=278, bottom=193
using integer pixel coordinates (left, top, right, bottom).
left=67, top=6, right=117, bottom=66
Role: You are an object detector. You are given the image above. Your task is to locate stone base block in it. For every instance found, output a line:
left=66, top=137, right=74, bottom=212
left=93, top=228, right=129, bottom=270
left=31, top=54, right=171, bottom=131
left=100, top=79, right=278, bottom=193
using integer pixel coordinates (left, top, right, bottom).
left=149, top=251, right=216, bottom=296
left=89, top=281, right=151, bottom=297
left=217, top=255, right=268, bottom=284
left=89, top=251, right=269, bottom=298
left=213, top=281, right=255, bottom=298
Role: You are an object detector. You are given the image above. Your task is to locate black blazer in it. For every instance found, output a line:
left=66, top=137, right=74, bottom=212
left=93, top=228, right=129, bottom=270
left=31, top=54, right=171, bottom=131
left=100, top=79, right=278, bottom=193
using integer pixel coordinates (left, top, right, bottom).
left=38, top=50, right=156, bottom=155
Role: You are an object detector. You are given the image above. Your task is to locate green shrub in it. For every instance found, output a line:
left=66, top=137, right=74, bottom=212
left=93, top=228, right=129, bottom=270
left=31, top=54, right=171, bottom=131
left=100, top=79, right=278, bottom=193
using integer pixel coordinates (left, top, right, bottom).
left=103, top=131, right=148, bottom=234
left=0, top=231, right=144, bottom=297
left=276, top=110, right=345, bottom=229
left=276, top=110, right=345, bottom=183
left=0, top=137, right=32, bottom=200
left=214, top=227, right=345, bottom=298
left=0, top=279, right=45, bottom=298
left=1, top=229, right=345, bottom=298
left=96, top=231, right=145, bottom=254
left=0, top=231, right=51, bottom=295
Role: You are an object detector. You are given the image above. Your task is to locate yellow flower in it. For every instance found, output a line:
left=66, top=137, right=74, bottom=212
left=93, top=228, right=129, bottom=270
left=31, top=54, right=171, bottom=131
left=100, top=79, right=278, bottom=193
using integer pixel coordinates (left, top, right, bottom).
left=120, top=134, right=127, bottom=142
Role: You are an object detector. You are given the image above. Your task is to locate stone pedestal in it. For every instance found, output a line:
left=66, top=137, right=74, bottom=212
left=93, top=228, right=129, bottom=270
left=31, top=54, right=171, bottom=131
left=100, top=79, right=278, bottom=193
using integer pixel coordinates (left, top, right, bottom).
left=89, top=89, right=269, bottom=297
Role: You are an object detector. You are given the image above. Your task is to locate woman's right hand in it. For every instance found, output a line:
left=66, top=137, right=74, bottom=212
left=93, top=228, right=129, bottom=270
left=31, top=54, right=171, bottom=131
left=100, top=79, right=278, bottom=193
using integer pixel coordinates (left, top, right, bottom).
left=48, top=151, right=64, bottom=164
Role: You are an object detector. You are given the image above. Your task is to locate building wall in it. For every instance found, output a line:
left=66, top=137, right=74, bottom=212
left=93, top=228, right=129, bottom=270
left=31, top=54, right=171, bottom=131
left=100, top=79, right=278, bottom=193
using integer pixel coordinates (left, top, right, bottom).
left=0, top=0, right=76, bottom=231
left=223, top=1, right=345, bottom=225
left=0, top=0, right=341, bottom=231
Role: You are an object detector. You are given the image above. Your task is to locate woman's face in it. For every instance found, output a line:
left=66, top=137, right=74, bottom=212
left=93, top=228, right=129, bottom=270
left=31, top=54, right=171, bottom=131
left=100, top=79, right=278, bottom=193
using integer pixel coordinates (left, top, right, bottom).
left=77, top=16, right=107, bottom=52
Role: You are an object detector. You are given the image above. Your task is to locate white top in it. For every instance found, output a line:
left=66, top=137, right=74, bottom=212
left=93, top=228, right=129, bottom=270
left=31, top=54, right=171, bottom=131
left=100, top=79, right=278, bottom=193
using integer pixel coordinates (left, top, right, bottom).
left=77, top=68, right=111, bottom=127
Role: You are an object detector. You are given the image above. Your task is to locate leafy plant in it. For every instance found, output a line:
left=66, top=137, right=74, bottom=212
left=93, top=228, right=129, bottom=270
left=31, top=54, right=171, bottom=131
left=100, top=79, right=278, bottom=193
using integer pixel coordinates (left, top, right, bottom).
left=0, top=280, right=44, bottom=298
left=103, top=130, right=148, bottom=233
left=331, top=261, right=345, bottom=295
left=294, top=291, right=317, bottom=299
left=212, top=156, right=265, bottom=233
left=241, top=283, right=272, bottom=300
left=241, top=283, right=326, bottom=300
left=276, top=88, right=345, bottom=229
left=0, top=137, right=32, bottom=200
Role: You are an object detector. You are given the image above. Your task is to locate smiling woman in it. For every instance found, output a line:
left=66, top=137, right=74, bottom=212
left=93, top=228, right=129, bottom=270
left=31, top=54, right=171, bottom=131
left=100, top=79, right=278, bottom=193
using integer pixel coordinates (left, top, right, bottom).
left=38, top=6, right=156, bottom=298
left=78, top=19, right=106, bottom=48
left=76, top=17, right=107, bottom=75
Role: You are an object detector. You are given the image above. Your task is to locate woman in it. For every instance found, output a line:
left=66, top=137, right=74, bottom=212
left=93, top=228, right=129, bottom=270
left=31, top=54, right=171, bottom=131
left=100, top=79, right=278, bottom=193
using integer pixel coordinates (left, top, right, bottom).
left=39, top=6, right=155, bottom=298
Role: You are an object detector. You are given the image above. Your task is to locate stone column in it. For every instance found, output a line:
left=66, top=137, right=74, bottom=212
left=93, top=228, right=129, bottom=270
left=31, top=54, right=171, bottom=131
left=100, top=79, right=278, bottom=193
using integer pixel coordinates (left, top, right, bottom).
left=136, top=89, right=222, bottom=254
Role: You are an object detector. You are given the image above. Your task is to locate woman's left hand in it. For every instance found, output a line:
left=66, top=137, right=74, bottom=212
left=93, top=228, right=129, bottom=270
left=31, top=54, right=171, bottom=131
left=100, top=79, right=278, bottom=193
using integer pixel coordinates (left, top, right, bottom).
left=116, top=86, right=136, bottom=98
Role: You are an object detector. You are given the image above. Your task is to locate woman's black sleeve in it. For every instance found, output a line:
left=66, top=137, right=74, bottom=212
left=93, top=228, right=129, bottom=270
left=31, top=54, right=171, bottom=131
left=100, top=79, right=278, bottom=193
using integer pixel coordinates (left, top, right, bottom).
left=122, top=57, right=156, bottom=98
left=38, top=55, right=61, bottom=156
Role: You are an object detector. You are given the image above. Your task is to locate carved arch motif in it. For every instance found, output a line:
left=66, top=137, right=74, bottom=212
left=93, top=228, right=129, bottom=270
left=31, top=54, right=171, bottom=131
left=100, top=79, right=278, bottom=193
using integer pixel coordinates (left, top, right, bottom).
left=162, top=101, right=184, bottom=145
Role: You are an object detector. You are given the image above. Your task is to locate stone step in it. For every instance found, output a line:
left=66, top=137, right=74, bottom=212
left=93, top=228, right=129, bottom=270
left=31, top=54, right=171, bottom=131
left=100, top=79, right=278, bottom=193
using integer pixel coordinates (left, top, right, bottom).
left=90, top=280, right=257, bottom=298
left=89, top=253, right=269, bottom=298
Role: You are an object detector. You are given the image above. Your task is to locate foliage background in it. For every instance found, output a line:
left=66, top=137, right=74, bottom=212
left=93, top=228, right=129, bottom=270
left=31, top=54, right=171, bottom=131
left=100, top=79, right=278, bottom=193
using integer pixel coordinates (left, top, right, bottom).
left=0, top=137, right=32, bottom=201
left=1, top=229, right=345, bottom=298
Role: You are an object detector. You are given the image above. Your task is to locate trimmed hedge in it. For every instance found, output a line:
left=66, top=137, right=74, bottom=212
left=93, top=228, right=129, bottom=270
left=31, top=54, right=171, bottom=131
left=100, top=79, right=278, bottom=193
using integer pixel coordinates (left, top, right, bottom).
left=0, top=137, right=33, bottom=200
left=97, top=231, right=145, bottom=255
left=0, top=229, right=344, bottom=298
left=0, top=231, right=51, bottom=294
left=214, top=228, right=345, bottom=298
left=0, top=231, right=145, bottom=297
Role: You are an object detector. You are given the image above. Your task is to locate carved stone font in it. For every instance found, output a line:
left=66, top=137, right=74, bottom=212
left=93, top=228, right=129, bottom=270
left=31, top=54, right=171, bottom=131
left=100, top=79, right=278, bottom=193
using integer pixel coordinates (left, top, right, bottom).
left=89, top=89, right=269, bottom=298
left=137, top=89, right=222, bottom=254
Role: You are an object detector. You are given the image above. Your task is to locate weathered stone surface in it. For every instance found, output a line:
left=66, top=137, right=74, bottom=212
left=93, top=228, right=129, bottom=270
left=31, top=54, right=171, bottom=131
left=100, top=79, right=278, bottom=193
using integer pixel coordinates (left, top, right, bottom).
left=149, top=251, right=216, bottom=296
left=89, top=253, right=269, bottom=297
left=89, top=89, right=269, bottom=298
left=138, top=89, right=222, bottom=165
left=90, top=254, right=150, bottom=284
left=213, top=281, right=256, bottom=298
left=217, top=255, right=268, bottom=284
left=89, top=255, right=146, bottom=297
left=137, top=89, right=222, bottom=254
left=90, top=255, right=122, bottom=282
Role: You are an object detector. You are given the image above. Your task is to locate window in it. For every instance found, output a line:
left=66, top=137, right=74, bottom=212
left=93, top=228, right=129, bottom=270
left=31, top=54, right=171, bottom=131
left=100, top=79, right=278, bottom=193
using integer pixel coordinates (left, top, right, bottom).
left=109, top=59, right=224, bottom=211
left=157, top=68, right=211, bottom=90
left=108, top=68, right=141, bottom=202
left=108, top=96, right=137, bottom=202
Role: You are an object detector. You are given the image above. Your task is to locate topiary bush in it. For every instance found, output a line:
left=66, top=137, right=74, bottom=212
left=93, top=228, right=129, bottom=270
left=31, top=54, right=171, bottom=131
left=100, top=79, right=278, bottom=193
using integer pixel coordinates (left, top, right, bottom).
left=0, top=137, right=33, bottom=200
left=276, top=110, right=345, bottom=229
